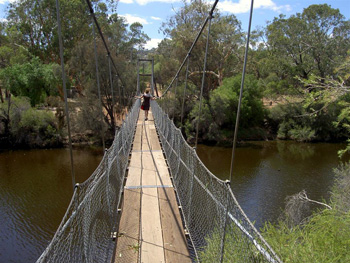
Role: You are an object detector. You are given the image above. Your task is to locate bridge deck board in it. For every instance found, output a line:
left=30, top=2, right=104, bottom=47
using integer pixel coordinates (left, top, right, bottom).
left=114, top=110, right=190, bottom=263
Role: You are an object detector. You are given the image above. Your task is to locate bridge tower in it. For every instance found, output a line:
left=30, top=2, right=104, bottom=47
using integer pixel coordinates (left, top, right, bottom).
left=137, top=58, right=157, bottom=96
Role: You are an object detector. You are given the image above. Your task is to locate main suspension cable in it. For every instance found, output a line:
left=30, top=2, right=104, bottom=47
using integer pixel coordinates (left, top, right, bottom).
left=180, top=56, right=190, bottom=126
left=91, top=19, right=106, bottom=151
left=85, top=0, right=126, bottom=91
left=161, top=0, right=219, bottom=98
left=194, top=17, right=212, bottom=150
left=229, top=0, right=253, bottom=183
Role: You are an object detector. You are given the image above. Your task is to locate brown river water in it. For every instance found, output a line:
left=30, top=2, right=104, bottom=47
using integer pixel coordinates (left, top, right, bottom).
left=0, top=141, right=348, bottom=262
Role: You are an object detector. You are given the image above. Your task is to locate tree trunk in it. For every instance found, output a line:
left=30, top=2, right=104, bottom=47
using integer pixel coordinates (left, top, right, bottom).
left=0, top=85, right=4, bottom=103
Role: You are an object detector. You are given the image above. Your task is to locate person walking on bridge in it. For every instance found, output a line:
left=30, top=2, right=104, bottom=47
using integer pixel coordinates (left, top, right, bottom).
left=136, top=88, right=155, bottom=121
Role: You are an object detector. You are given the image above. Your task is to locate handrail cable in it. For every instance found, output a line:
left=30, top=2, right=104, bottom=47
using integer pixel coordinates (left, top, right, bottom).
left=194, top=17, right=212, bottom=149
left=161, top=0, right=219, bottom=97
left=55, top=0, right=75, bottom=190
left=91, top=19, right=106, bottom=151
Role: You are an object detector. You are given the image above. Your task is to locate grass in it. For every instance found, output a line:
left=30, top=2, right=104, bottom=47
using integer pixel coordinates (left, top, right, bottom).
left=199, top=162, right=350, bottom=263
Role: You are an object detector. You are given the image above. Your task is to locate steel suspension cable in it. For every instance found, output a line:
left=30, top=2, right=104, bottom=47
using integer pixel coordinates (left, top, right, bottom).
left=108, top=55, right=116, bottom=130
left=194, top=17, right=212, bottom=150
left=161, top=0, right=219, bottom=98
left=180, top=56, right=190, bottom=126
left=172, top=76, right=179, bottom=120
left=55, top=0, right=75, bottom=190
left=85, top=0, right=126, bottom=93
left=229, top=0, right=253, bottom=183
left=92, top=20, right=106, bottom=151
left=116, top=75, right=122, bottom=111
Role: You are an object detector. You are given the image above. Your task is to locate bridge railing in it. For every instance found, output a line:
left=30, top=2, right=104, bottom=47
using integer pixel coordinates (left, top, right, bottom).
left=36, top=99, right=140, bottom=263
left=151, top=100, right=282, bottom=263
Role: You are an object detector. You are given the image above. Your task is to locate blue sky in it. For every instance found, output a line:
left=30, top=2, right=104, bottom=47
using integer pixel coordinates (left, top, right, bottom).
left=0, top=0, right=349, bottom=49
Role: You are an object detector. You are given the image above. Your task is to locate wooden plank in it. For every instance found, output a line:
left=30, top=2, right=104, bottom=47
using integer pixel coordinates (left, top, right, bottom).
left=115, top=107, right=190, bottom=263
left=149, top=127, right=162, bottom=150
left=152, top=152, right=172, bottom=186
left=125, top=166, right=141, bottom=187
left=114, top=189, right=141, bottom=263
left=141, top=167, right=157, bottom=186
left=158, top=187, right=191, bottom=263
left=142, top=152, right=156, bottom=172
left=129, top=152, right=142, bottom=169
left=140, top=187, right=165, bottom=263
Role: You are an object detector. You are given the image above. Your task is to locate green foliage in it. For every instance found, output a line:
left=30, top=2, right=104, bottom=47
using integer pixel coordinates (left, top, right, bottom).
left=0, top=96, right=60, bottom=148
left=265, top=4, right=350, bottom=84
left=262, top=162, right=350, bottom=263
left=197, top=163, right=350, bottom=263
left=159, top=0, right=244, bottom=90
left=0, top=57, right=60, bottom=106
left=183, top=74, right=265, bottom=143
left=331, top=162, right=350, bottom=213
left=262, top=210, right=350, bottom=263
left=288, top=125, right=316, bottom=142
left=198, top=224, right=267, bottom=263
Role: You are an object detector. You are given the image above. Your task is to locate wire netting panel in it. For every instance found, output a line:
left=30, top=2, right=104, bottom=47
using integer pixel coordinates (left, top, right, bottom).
left=151, top=100, right=282, bottom=263
left=37, top=100, right=140, bottom=263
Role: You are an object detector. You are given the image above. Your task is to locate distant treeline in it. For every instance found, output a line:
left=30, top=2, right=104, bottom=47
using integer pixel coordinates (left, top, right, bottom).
left=0, top=1, right=349, bottom=150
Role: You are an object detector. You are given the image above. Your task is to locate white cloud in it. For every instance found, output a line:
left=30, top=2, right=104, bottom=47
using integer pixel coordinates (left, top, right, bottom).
left=218, top=0, right=291, bottom=14
left=0, top=0, right=17, bottom=4
left=120, top=14, right=149, bottom=25
left=145, top=38, right=162, bottom=49
left=135, top=0, right=179, bottom=6
left=119, top=0, right=134, bottom=4
left=0, top=18, right=7, bottom=22
left=151, top=16, right=162, bottom=21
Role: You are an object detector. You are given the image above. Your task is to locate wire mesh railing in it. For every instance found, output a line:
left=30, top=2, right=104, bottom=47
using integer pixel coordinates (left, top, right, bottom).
left=151, top=100, right=282, bottom=263
left=36, top=99, right=140, bottom=263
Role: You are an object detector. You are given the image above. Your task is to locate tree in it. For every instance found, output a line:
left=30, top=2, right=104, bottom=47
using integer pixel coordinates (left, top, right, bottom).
left=0, top=57, right=60, bottom=106
left=160, top=0, right=244, bottom=94
left=6, top=0, right=95, bottom=63
left=265, top=4, right=350, bottom=88
left=185, top=74, right=265, bottom=144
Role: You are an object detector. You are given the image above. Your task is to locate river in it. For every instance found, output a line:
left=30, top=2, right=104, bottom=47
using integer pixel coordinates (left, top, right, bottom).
left=0, top=141, right=348, bottom=262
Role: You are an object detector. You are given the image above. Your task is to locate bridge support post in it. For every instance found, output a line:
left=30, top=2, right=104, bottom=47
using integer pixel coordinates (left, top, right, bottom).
left=219, top=180, right=231, bottom=263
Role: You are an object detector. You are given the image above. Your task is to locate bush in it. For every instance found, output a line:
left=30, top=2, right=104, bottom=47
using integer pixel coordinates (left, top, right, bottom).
left=0, top=57, right=60, bottom=106
left=0, top=96, right=61, bottom=148
left=288, top=125, right=315, bottom=142
left=262, top=162, right=350, bottom=262
left=185, top=74, right=265, bottom=143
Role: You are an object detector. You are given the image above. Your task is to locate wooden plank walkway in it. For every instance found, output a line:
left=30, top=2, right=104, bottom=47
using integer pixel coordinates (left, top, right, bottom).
left=114, top=110, right=191, bottom=263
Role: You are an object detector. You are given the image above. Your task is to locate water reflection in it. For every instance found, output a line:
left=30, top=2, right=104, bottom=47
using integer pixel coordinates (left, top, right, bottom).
left=0, top=142, right=348, bottom=262
left=0, top=148, right=103, bottom=263
left=196, top=141, right=349, bottom=229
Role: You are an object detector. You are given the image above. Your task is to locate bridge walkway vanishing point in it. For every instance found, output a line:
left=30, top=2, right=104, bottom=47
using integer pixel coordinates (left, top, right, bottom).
left=114, top=109, right=191, bottom=262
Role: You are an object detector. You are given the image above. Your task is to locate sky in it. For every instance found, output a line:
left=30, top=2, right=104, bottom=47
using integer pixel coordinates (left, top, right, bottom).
left=0, top=0, right=349, bottom=49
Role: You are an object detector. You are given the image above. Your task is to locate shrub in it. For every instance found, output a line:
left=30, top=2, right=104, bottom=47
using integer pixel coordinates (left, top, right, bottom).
left=0, top=96, right=61, bottom=148
left=262, top=162, right=350, bottom=262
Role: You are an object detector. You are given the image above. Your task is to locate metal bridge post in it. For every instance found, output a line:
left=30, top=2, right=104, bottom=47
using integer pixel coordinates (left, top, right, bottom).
left=186, top=148, right=196, bottom=232
left=220, top=181, right=231, bottom=263
left=137, top=59, right=140, bottom=94
left=151, top=59, right=155, bottom=96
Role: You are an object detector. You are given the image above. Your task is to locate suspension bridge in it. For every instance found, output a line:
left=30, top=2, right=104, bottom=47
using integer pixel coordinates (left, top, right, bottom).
left=37, top=0, right=282, bottom=262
